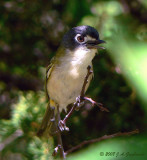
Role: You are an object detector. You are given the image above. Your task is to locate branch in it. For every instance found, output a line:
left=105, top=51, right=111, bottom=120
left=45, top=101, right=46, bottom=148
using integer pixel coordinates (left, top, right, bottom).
left=61, top=66, right=93, bottom=125
left=60, top=65, right=109, bottom=126
left=65, top=129, right=139, bottom=155
left=80, top=65, right=93, bottom=98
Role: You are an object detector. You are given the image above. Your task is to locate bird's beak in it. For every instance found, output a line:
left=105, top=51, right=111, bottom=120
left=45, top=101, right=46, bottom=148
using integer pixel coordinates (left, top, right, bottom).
left=86, top=39, right=106, bottom=49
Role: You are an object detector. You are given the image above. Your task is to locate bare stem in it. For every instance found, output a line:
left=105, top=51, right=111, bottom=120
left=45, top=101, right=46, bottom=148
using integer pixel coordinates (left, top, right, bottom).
left=65, top=129, right=139, bottom=155
left=80, top=65, right=93, bottom=98
left=63, top=65, right=93, bottom=124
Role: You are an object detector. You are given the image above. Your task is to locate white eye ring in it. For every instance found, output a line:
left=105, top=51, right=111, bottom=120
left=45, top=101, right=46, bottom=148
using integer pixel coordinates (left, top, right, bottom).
left=75, top=34, right=85, bottom=43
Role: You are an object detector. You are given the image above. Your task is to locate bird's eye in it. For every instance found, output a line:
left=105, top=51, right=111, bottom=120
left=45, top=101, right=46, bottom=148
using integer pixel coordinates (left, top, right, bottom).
left=76, top=35, right=85, bottom=43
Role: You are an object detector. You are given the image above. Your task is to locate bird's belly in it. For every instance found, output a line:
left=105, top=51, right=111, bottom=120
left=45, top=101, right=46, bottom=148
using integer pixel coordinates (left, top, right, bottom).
left=47, top=64, right=92, bottom=111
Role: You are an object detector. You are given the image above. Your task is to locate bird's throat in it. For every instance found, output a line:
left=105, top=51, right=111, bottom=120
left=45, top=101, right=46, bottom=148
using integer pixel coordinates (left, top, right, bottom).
left=69, top=48, right=96, bottom=78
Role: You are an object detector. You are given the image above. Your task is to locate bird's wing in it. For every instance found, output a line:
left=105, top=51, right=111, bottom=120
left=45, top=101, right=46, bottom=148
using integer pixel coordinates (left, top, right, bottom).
left=45, top=61, right=54, bottom=100
left=37, top=61, right=55, bottom=137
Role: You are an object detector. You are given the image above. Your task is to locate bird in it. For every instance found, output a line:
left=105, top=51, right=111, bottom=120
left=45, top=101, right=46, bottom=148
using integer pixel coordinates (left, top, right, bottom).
left=37, top=25, right=105, bottom=136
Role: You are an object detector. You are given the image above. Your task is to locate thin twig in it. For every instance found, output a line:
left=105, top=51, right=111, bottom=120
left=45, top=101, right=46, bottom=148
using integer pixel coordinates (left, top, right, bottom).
left=80, top=65, right=93, bottom=98
left=63, top=65, right=93, bottom=124
left=62, top=65, right=109, bottom=125
left=65, top=129, right=139, bottom=155
left=63, top=103, right=77, bottom=124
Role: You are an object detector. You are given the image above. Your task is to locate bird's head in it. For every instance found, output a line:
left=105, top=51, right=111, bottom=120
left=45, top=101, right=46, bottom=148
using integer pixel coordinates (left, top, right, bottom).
left=61, top=25, right=105, bottom=52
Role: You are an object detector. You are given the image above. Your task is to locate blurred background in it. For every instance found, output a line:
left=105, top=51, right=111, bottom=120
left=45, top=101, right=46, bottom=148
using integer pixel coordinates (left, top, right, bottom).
left=0, top=0, right=147, bottom=159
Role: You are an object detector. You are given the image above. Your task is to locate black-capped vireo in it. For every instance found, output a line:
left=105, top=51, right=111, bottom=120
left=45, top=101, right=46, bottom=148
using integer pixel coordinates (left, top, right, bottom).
left=37, top=25, right=105, bottom=136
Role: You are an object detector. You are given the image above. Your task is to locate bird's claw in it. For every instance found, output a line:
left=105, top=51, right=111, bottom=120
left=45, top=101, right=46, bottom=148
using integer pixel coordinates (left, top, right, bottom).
left=52, top=144, right=61, bottom=156
left=58, top=120, right=69, bottom=132
left=75, top=96, right=84, bottom=111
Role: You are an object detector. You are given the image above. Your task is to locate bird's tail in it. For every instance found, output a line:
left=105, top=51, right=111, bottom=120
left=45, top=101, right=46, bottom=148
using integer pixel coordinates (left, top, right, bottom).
left=37, top=102, right=57, bottom=137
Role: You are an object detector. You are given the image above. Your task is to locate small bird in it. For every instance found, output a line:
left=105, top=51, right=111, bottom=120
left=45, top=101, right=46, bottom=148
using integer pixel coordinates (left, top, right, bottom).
left=37, top=25, right=105, bottom=136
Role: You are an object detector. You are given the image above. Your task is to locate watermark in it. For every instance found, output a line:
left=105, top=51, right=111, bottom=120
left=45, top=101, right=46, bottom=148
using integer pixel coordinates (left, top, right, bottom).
left=99, top=152, right=145, bottom=158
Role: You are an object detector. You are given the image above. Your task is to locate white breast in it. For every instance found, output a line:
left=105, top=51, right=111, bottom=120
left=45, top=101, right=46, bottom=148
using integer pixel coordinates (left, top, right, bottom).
left=47, top=48, right=97, bottom=111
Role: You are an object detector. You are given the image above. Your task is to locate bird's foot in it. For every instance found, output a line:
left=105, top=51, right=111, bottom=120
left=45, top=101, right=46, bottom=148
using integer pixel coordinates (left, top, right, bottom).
left=75, top=96, right=85, bottom=111
left=52, top=144, right=66, bottom=158
left=58, top=120, right=69, bottom=132
left=52, top=145, right=61, bottom=156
